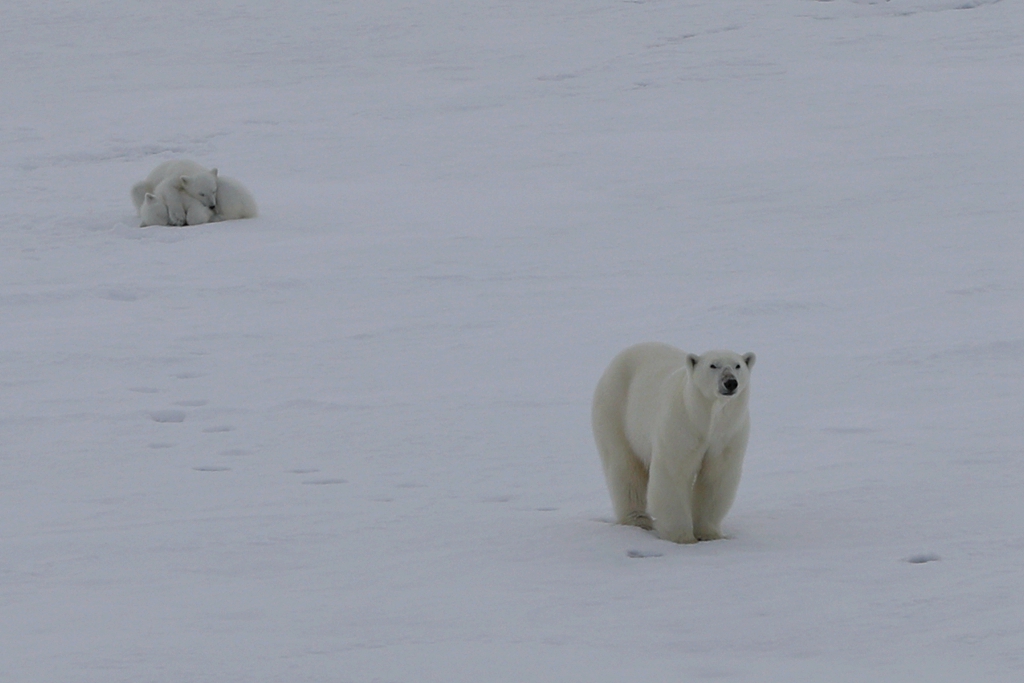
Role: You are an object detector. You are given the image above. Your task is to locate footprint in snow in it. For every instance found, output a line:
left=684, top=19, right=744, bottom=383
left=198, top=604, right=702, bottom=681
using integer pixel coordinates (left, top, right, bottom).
left=905, top=553, right=941, bottom=564
left=627, top=550, right=663, bottom=559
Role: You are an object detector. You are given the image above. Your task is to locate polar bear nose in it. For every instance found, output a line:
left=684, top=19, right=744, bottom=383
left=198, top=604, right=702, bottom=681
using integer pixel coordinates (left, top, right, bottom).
left=722, top=377, right=739, bottom=394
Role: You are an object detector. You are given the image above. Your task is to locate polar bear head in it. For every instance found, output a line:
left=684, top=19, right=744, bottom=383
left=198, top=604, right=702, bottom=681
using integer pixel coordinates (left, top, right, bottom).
left=686, top=351, right=756, bottom=400
left=139, top=192, right=169, bottom=227
left=179, top=168, right=218, bottom=209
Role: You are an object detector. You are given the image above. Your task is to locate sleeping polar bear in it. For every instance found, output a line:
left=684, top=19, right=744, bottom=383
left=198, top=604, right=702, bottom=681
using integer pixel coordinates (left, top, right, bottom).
left=592, top=342, right=755, bottom=544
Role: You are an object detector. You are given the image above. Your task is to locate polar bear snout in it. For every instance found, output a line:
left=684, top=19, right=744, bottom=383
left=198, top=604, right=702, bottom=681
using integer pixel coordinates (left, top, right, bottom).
left=721, top=375, right=739, bottom=395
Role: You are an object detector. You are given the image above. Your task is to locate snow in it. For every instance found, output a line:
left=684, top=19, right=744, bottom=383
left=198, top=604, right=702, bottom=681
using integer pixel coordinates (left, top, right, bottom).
left=3, top=0, right=1024, bottom=680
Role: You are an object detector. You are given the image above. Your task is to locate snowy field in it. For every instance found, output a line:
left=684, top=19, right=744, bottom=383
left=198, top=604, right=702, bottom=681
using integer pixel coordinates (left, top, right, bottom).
left=3, top=0, right=1024, bottom=680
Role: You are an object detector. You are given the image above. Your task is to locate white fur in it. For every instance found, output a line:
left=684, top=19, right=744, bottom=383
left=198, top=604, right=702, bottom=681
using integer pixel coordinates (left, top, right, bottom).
left=592, top=342, right=755, bottom=544
left=130, top=159, right=219, bottom=225
left=211, top=175, right=258, bottom=221
left=139, top=193, right=169, bottom=227
left=152, top=176, right=213, bottom=226
left=139, top=188, right=211, bottom=227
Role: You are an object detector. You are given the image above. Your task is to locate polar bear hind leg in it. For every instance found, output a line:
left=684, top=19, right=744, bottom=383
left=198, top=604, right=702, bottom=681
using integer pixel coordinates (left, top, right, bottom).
left=592, top=364, right=652, bottom=529
left=599, top=435, right=653, bottom=530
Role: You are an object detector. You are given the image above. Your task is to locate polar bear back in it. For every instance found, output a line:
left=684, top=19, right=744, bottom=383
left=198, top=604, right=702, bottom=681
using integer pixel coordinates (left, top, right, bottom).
left=144, top=159, right=210, bottom=188
left=595, top=342, right=690, bottom=468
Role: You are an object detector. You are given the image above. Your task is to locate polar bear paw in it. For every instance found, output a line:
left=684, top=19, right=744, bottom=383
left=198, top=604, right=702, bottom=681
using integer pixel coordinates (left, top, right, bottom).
left=622, top=511, right=654, bottom=530
left=694, top=527, right=725, bottom=542
left=659, top=528, right=698, bottom=544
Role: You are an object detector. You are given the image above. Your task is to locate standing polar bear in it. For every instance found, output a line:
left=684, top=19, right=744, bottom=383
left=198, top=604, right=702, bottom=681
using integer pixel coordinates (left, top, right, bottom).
left=592, top=342, right=755, bottom=544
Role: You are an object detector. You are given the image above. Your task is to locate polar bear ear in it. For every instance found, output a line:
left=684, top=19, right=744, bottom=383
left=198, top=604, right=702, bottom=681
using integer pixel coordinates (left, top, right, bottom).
left=179, top=175, right=191, bottom=187
left=743, top=352, right=756, bottom=370
left=686, top=354, right=700, bottom=372
left=144, top=193, right=156, bottom=201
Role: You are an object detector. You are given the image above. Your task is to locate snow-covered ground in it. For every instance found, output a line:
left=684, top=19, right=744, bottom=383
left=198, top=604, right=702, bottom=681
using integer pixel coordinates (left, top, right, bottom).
left=3, top=0, right=1023, bottom=680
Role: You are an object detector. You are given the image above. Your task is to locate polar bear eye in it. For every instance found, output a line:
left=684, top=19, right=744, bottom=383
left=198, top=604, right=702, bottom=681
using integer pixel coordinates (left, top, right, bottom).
left=734, top=364, right=741, bottom=369
left=709, top=363, right=718, bottom=370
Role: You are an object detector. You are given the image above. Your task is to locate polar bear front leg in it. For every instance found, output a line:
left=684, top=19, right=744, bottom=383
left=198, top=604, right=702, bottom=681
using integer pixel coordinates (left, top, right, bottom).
left=647, top=449, right=702, bottom=544
left=691, top=443, right=746, bottom=541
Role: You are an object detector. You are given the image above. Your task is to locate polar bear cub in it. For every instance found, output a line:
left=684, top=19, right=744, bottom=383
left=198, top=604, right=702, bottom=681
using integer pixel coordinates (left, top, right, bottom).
left=137, top=189, right=212, bottom=227
left=131, top=159, right=218, bottom=226
left=152, top=176, right=214, bottom=226
left=592, top=342, right=755, bottom=544
left=211, top=175, right=258, bottom=221
left=139, top=193, right=169, bottom=227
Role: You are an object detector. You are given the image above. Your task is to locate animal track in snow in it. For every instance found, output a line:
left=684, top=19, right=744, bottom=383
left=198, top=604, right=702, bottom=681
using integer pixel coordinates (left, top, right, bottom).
left=482, top=495, right=512, bottom=503
left=905, top=553, right=941, bottom=564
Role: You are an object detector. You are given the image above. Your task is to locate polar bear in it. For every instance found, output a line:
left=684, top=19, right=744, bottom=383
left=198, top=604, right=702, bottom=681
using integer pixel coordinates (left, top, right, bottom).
left=151, top=175, right=213, bottom=226
left=592, top=342, right=755, bottom=544
left=139, top=193, right=169, bottom=227
left=210, top=175, right=258, bottom=221
left=130, top=159, right=218, bottom=225
left=138, top=189, right=211, bottom=227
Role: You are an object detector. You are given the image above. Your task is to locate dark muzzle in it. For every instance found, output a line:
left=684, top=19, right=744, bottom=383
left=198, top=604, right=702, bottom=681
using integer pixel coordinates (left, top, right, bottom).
left=721, top=376, right=739, bottom=395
